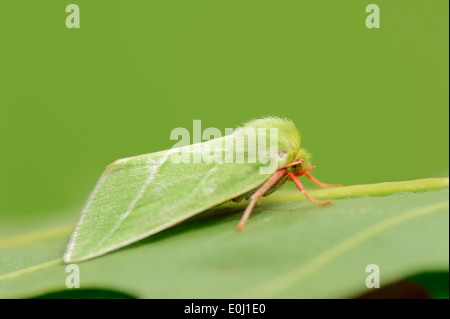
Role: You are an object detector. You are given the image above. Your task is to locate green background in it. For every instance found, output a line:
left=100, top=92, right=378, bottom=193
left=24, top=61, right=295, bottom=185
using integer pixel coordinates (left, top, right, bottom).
left=0, top=0, right=448, bottom=226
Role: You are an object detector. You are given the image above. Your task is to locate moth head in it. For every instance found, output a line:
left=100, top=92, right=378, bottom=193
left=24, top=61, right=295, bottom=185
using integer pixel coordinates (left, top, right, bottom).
left=298, top=148, right=312, bottom=170
left=289, top=148, right=313, bottom=175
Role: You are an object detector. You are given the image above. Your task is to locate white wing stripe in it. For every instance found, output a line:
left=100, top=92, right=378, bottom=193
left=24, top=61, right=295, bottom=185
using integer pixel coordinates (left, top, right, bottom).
left=97, top=149, right=177, bottom=247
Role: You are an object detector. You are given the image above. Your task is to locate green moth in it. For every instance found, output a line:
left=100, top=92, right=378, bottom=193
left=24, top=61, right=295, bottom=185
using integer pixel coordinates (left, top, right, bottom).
left=64, top=117, right=339, bottom=262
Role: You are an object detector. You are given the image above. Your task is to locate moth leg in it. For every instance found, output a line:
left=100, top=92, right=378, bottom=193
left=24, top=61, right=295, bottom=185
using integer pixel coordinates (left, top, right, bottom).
left=237, top=168, right=286, bottom=232
left=287, top=172, right=332, bottom=206
left=295, top=165, right=316, bottom=177
left=304, top=172, right=341, bottom=188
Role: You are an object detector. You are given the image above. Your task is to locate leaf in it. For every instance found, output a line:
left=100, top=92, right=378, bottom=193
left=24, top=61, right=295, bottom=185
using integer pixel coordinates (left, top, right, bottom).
left=0, top=178, right=448, bottom=298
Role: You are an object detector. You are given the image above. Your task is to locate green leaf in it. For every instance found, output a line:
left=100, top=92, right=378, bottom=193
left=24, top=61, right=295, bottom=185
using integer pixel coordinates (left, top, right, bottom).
left=0, top=178, right=448, bottom=298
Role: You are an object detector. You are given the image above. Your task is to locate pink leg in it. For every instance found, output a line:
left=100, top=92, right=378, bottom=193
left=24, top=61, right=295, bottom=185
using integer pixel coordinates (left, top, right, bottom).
left=305, top=172, right=341, bottom=188
left=287, top=172, right=332, bottom=206
left=237, top=168, right=286, bottom=231
left=296, top=166, right=316, bottom=177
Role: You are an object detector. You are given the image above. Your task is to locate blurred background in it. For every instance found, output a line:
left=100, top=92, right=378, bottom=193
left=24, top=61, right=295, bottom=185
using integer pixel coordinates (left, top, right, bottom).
left=0, top=1, right=448, bottom=232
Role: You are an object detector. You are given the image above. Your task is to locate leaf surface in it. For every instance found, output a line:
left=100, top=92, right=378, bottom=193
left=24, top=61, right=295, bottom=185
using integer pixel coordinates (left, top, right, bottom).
left=0, top=178, right=448, bottom=298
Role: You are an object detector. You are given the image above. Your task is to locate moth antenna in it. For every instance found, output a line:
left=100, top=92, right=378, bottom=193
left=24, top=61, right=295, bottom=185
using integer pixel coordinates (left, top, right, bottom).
left=284, top=158, right=304, bottom=168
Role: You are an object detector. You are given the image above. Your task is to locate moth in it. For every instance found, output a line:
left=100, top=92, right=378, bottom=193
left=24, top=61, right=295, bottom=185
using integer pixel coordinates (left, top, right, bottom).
left=64, top=117, right=339, bottom=262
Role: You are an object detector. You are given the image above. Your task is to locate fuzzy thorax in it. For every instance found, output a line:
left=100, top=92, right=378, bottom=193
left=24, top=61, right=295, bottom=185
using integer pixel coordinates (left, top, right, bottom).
left=240, top=116, right=305, bottom=170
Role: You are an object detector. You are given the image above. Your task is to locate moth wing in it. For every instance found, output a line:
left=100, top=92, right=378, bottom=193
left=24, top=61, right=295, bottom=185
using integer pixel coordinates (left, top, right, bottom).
left=64, top=135, right=278, bottom=262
